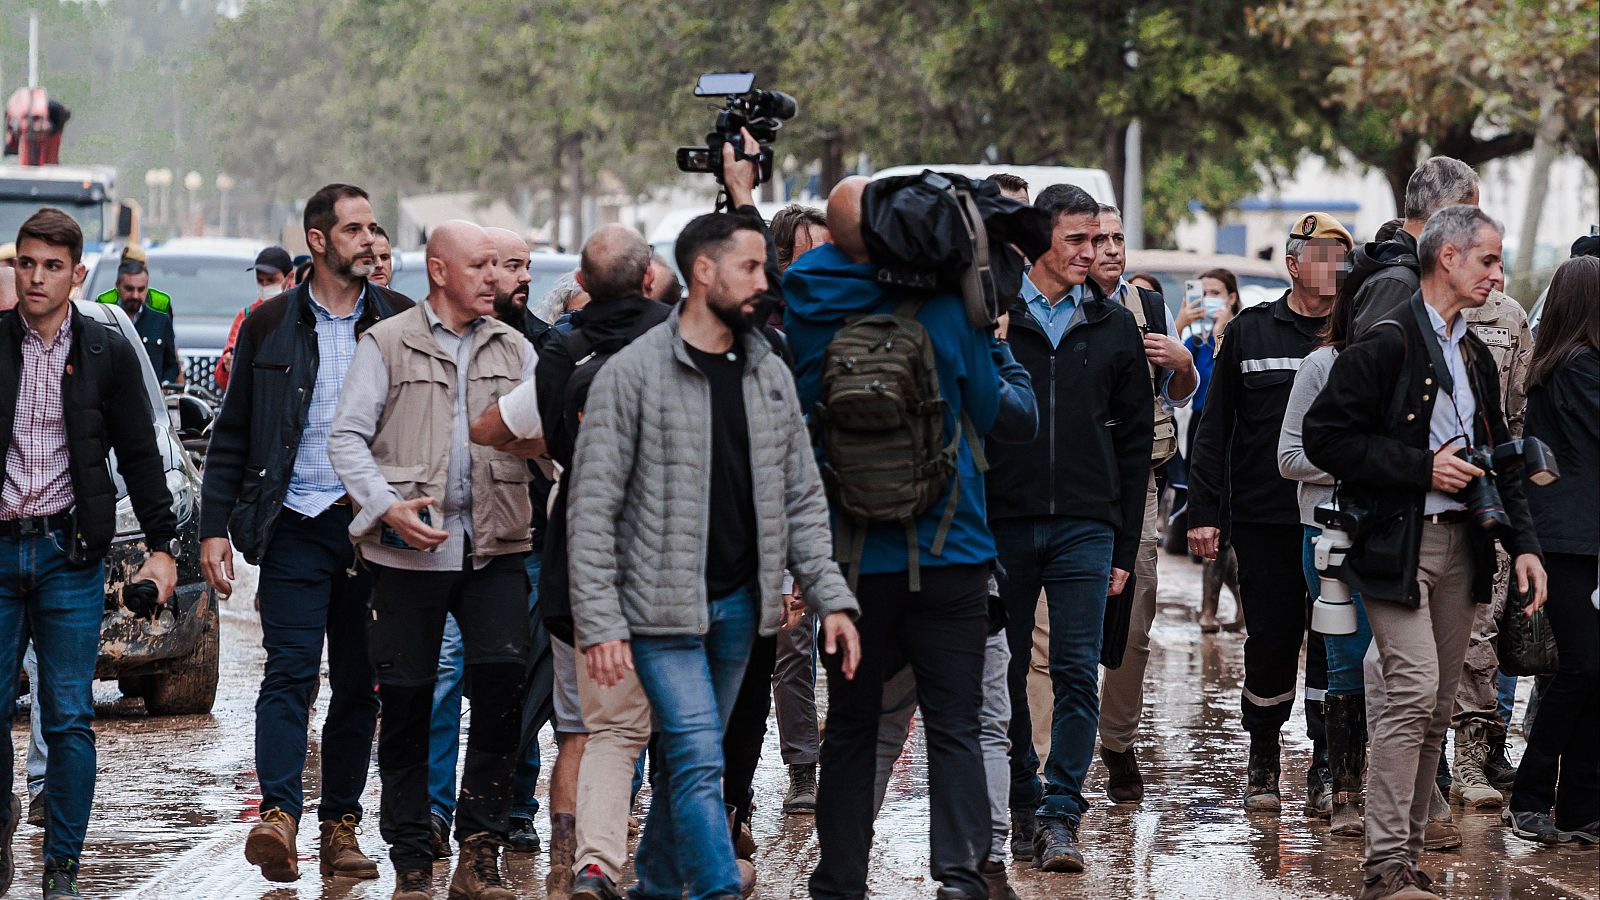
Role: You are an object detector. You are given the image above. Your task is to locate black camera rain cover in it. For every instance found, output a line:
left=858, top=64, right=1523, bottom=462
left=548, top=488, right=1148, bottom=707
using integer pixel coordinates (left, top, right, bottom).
left=860, top=171, right=1053, bottom=291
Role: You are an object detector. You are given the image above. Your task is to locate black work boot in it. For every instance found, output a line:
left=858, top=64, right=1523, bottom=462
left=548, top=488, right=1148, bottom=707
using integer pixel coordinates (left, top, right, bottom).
left=429, top=810, right=452, bottom=860
left=1484, top=730, right=1517, bottom=793
left=1245, top=734, right=1282, bottom=813
left=1100, top=745, right=1144, bottom=804
left=1009, top=806, right=1037, bottom=862
left=42, top=857, right=81, bottom=900
left=1326, top=693, right=1367, bottom=838
left=505, top=816, right=541, bottom=853
left=979, top=858, right=1020, bottom=899
left=1, top=793, right=17, bottom=896
left=1033, top=816, right=1085, bottom=873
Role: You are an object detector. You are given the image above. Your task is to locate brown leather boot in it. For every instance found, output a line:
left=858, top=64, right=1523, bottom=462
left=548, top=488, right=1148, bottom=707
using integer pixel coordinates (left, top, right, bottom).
left=545, top=812, right=576, bottom=899
left=449, top=833, right=515, bottom=900
left=244, top=807, right=299, bottom=883
left=320, top=814, right=379, bottom=879
left=393, top=867, right=432, bottom=899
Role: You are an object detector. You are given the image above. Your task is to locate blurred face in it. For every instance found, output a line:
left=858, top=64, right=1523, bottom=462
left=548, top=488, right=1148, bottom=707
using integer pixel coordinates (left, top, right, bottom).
left=1289, top=239, right=1347, bottom=299
left=695, top=230, right=768, bottom=334
left=1440, top=226, right=1504, bottom=309
left=310, top=196, right=379, bottom=282
left=492, top=235, right=532, bottom=319
left=371, top=236, right=394, bottom=286
left=14, top=238, right=85, bottom=324
left=255, top=268, right=288, bottom=299
left=1090, top=211, right=1126, bottom=292
left=1035, top=212, right=1100, bottom=291
left=116, top=270, right=150, bottom=315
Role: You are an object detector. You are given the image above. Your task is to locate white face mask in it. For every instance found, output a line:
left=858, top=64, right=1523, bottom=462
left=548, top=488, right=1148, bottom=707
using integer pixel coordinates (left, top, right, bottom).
left=258, top=282, right=285, bottom=301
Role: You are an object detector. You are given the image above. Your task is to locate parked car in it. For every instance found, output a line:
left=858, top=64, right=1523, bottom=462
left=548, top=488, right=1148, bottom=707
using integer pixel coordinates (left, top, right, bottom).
left=1122, top=249, right=1290, bottom=318
left=74, top=299, right=220, bottom=715
left=388, top=249, right=578, bottom=309
left=84, top=237, right=268, bottom=392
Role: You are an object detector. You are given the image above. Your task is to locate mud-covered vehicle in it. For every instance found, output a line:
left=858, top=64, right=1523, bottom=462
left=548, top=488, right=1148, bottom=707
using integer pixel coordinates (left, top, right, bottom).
left=75, top=300, right=219, bottom=715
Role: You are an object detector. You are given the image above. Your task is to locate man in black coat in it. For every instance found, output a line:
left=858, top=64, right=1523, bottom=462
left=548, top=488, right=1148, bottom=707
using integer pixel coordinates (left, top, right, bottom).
left=198, top=184, right=412, bottom=884
left=2, top=208, right=178, bottom=897
left=1303, top=205, right=1545, bottom=900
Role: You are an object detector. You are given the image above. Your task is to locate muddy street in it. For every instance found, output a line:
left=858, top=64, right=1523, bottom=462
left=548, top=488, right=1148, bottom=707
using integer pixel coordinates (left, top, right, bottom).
left=8, top=554, right=1598, bottom=899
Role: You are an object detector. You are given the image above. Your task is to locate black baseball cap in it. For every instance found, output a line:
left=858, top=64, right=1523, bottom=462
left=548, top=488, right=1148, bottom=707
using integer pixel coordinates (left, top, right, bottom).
left=249, top=246, right=294, bottom=276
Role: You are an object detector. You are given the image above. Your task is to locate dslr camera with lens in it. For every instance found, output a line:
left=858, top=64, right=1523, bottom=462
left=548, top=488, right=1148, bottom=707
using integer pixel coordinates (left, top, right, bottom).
left=1311, top=499, right=1369, bottom=635
left=675, top=71, right=797, bottom=206
left=1450, top=437, right=1560, bottom=531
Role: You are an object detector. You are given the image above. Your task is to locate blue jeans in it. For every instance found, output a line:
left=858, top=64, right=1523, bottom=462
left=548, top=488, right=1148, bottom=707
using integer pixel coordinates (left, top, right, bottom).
left=1300, top=526, right=1373, bottom=697
left=430, top=553, right=545, bottom=823
left=256, top=508, right=378, bottom=823
left=630, top=586, right=758, bottom=900
left=0, top=531, right=105, bottom=863
left=1497, top=673, right=1516, bottom=728
left=993, top=515, right=1113, bottom=823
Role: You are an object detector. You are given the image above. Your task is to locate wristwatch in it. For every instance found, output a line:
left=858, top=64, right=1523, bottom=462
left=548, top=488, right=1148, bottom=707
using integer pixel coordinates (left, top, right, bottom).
left=159, top=538, right=183, bottom=560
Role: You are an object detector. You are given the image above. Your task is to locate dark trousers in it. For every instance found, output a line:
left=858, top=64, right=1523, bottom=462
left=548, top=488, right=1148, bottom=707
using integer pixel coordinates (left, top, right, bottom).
left=811, top=564, right=989, bottom=900
left=255, top=506, right=378, bottom=823
left=1230, top=521, right=1328, bottom=750
left=1511, top=552, right=1599, bottom=827
left=723, top=632, right=778, bottom=826
left=368, top=554, right=530, bottom=871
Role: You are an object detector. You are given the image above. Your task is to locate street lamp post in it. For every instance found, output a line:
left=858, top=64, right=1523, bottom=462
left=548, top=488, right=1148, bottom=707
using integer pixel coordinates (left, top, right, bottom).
left=215, top=173, right=236, bottom=236
left=183, top=171, right=203, bottom=236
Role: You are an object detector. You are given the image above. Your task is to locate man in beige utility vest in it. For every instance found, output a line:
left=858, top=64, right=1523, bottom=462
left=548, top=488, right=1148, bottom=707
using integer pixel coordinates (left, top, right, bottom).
left=329, top=219, right=540, bottom=900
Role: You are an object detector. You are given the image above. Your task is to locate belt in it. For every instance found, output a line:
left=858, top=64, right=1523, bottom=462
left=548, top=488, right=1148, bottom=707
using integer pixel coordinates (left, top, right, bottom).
left=1424, top=509, right=1470, bottom=525
left=0, top=510, right=74, bottom=539
left=330, top=494, right=352, bottom=508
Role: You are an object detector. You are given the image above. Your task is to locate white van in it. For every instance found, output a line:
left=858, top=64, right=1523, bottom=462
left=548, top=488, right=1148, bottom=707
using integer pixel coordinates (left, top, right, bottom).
left=869, top=164, right=1117, bottom=204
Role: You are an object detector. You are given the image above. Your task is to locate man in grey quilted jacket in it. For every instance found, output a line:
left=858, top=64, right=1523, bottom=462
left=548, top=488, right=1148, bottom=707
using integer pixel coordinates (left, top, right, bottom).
left=567, top=205, right=861, bottom=900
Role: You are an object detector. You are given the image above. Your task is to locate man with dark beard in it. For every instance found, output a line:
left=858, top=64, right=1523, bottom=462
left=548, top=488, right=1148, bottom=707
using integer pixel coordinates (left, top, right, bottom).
left=567, top=205, right=860, bottom=900
left=200, top=184, right=412, bottom=883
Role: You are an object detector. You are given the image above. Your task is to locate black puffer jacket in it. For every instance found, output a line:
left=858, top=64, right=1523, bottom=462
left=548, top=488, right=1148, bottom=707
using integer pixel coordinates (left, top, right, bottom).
left=1349, top=228, right=1421, bottom=337
left=199, top=282, right=413, bottom=563
left=0, top=306, right=177, bottom=559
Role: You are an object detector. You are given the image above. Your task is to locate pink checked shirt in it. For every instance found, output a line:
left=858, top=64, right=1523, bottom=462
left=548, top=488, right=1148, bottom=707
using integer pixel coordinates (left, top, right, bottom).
left=1, top=316, right=75, bottom=518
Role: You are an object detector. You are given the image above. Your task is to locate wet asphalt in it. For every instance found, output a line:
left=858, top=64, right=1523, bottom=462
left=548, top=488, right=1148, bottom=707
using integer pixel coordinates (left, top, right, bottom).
left=7, top=554, right=1598, bottom=899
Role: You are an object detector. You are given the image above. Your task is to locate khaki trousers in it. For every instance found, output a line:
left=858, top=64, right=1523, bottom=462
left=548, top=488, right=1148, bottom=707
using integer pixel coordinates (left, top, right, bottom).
left=1098, top=473, right=1162, bottom=753
left=573, top=650, right=653, bottom=879
left=1363, top=523, right=1476, bottom=874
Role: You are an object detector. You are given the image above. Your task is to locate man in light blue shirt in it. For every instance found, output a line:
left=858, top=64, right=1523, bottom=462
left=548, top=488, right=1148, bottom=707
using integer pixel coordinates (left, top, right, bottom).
left=1422, top=301, right=1475, bottom=515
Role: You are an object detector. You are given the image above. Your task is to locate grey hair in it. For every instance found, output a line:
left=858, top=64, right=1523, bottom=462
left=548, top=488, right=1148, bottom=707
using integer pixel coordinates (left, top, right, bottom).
left=1097, top=203, right=1121, bottom=218
left=1418, top=205, right=1503, bottom=275
left=1404, top=156, right=1479, bottom=222
left=1285, top=236, right=1307, bottom=261
left=529, top=269, right=582, bottom=323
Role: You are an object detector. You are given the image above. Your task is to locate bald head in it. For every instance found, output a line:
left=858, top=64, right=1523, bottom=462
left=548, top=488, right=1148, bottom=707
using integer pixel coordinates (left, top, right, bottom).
left=484, top=227, right=533, bottom=320
left=826, top=176, right=870, bottom=263
left=425, top=220, right=498, bottom=326
left=578, top=223, right=651, bottom=304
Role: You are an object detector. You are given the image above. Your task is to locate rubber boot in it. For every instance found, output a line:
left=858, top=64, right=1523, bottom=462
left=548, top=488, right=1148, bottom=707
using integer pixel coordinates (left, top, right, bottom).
left=1199, top=561, right=1222, bottom=633
left=1449, top=720, right=1504, bottom=810
left=545, top=812, right=576, bottom=899
left=1305, top=699, right=1332, bottom=819
left=1244, top=733, right=1281, bottom=813
left=1326, top=694, right=1366, bottom=838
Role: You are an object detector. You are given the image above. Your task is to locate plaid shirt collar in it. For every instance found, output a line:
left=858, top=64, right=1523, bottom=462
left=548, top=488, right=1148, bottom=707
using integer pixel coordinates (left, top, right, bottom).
left=20, top=312, right=72, bottom=351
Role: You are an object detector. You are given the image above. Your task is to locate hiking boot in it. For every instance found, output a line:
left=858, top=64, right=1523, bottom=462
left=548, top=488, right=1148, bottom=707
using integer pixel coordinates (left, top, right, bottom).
left=394, top=867, right=433, bottom=900
left=783, top=763, right=818, bottom=814
left=1, top=792, right=18, bottom=896
left=320, top=814, right=379, bottom=879
left=506, top=816, right=540, bottom=853
left=1423, top=786, right=1461, bottom=851
left=736, top=858, right=757, bottom=898
left=1100, top=745, right=1143, bottom=804
left=1244, top=741, right=1282, bottom=814
left=979, top=859, right=1020, bottom=900
left=1033, top=817, right=1085, bottom=873
left=1306, top=762, right=1333, bottom=819
left=1009, top=806, right=1037, bottom=862
left=430, top=811, right=452, bottom=860
left=570, top=863, right=623, bottom=900
left=449, top=832, right=515, bottom=900
left=1450, top=720, right=1503, bottom=809
left=1484, top=732, right=1517, bottom=793
left=1359, top=863, right=1440, bottom=900
left=1326, top=694, right=1366, bottom=838
left=1502, top=809, right=1561, bottom=845
left=27, top=793, right=42, bottom=827
left=545, top=812, right=576, bottom=899
left=728, top=803, right=758, bottom=860
left=1557, top=820, right=1599, bottom=845
left=245, top=807, right=300, bottom=882
left=41, top=857, right=81, bottom=900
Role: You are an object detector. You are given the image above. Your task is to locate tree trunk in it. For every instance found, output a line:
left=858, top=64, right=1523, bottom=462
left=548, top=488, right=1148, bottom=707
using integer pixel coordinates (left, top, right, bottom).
left=1514, top=94, right=1564, bottom=299
left=550, top=139, right=565, bottom=252
left=568, top=132, right=585, bottom=249
left=819, top=132, right=843, bottom=198
left=1102, top=120, right=1126, bottom=207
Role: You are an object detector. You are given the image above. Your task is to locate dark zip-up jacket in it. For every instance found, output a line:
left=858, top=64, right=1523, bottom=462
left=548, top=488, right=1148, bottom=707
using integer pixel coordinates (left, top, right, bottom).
left=1187, top=291, right=1324, bottom=535
left=1303, top=292, right=1539, bottom=607
left=0, top=306, right=177, bottom=558
left=200, top=282, right=413, bottom=563
left=1523, top=346, right=1598, bottom=557
left=1349, top=228, right=1421, bottom=338
left=984, top=278, right=1153, bottom=571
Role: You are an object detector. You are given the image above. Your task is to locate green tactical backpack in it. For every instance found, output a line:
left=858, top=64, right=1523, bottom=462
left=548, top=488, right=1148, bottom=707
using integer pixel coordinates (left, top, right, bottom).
left=815, top=296, right=986, bottom=592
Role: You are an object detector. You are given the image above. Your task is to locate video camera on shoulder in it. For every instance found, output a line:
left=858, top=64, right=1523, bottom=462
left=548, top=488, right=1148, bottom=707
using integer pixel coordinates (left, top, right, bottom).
left=675, top=72, right=796, bottom=195
left=1450, top=437, right=1559, bottom=532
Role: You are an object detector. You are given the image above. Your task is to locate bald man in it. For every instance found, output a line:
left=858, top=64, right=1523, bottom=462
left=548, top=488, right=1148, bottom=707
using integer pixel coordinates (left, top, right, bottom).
left=785, top=176, right=1014, bottom=900
left=330, top=218, right=539, bottom=899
